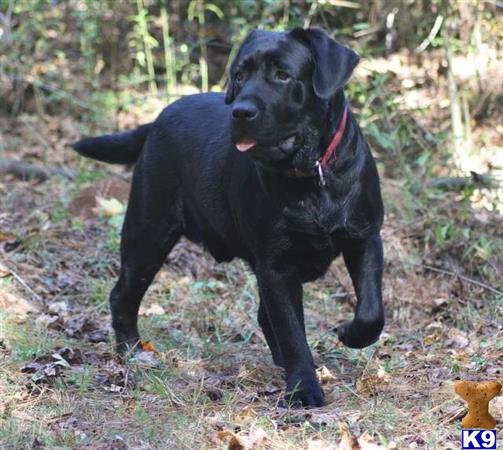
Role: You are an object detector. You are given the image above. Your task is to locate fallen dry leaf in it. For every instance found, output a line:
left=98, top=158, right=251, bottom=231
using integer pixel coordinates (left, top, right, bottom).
left=140, top=340, right=156, bottom=353
left=0, top=231, right=17, bottom=242
left=446, top=328, right=469, bottom=349
left=132, top=350, right=159, bottom=367
left=424, top=321, right=444, bottom=345
left=21, top=347, right=83, bottom=385
left=0, top=260, right=11, bottom=277
left=217, top=430, right=245, bottom=450
left=48, top=300, right=68, bottom=315
left=64, top=314, right=109, bottom=342
left=356, top=377, right=375, bottom=398
left=95, top=196, right=125, bottom=217
left=95, top=359, right=136, bottom=393
left=316, top=365, right=336, bottom=383
left=338, top=422, right=360, bottom=450
left=356, top=371, right=390, bottom=396
left=217, top=427, right=271, bottom=450
left=358, top=432, right=395, bottom=450
left=0, top=291, right=38, bottom=322
left=355, top=370, right=391, bottom=398
left=42, top=302, right=109, bottom=343
left=338, top=422, right=390, bottom=450
left=36, top=313, right=61, bottom=329
left=68, top=179, right=130, bottom=221
left=139, top=303, right=165, bottom=316
left=244, top=427, right=271, bottom=450
left=235, top=405, right=257, bottom=424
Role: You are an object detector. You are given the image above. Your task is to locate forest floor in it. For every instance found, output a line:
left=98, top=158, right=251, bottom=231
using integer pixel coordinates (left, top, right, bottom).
left=1, top=52, right=503, bottom=450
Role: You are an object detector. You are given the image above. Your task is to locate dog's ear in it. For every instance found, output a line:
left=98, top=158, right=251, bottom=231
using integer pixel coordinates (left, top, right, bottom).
left=290, top=28, right=359, bottom=99
left=225, top=30, right=259, bottom=104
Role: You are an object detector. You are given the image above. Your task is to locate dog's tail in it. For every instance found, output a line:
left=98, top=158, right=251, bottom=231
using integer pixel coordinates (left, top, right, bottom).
left=72, top=123, right=152, bottom=164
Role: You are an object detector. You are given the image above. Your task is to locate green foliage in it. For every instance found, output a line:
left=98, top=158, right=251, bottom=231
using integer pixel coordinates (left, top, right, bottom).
left=2, top=0, right=500, bottom=127
left=75, top=0, right=104, bottom=80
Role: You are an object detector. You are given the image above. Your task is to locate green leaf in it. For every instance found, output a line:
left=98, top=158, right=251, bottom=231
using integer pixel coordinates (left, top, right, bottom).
left=187, top=0, right=198, bottom=21
left=366, top=123, right=395, bottom=152
left=204, top=3, right=225, bottom=19
left=435, top=223, right=450, bottom=243
left=416, top=152, right=430, bottom=167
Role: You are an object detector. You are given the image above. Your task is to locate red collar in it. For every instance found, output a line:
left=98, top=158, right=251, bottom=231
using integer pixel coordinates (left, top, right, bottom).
left=319, top=104, right=349, bottom=168
left=282, top=104, right=349, bottom=186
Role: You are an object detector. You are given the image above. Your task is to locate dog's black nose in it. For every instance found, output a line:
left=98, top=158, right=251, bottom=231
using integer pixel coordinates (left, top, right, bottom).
left=232, top=101, right=259, bottom=121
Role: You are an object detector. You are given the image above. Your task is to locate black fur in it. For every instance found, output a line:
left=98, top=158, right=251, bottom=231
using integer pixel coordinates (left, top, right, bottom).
left=72, top=28, right=385, bottom=408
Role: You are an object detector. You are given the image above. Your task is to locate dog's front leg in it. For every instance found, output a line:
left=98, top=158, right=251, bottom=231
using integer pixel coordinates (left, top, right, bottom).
left=256, top=266, right=324, bottom=407
left=258, top=290, right=307, bottom=368
left=337, top=233, right=385, bottom=348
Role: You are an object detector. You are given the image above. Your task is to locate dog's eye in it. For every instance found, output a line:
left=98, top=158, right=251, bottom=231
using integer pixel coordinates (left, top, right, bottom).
left=276, top=70, right=291, bottom=82
left=235, top=71, right=243, bottom=82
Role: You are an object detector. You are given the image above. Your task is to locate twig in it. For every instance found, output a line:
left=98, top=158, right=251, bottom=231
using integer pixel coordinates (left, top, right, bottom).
left=160, top=5, right=176, bottom=98
left=0, top=159, right=77, bottom=181
left=385, top=8, right=398, bottom=53
left=341, top=382, right=372, bottom=403
left=319, top=0, right=360, bottom=8
left=8, top=267, right=43, bottom=302
left=306, top=0, right=318, bottom=25
left=438, top=406, right=465, bottom=426
left=415, top=15, right=444, bottom=53
left=47, top=412, right=74, bottom=423
left=444, top=20, right=467, bottom=163
left=416, top=263, right=503, bottom=297
left=282, top=0, right=290, bottom=26
left=428, top=171, right=501, bottom=191
left=135, top=0, right=157, bottom=96
left=354, top=24, right=383, bottom=39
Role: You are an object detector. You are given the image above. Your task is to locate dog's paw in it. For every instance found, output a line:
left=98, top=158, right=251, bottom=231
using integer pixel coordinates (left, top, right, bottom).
left=336, top=319, right=383, bottom=349
left=283, top=373, right=325, bottom=408
left=115, top=336, right=142, bottom=356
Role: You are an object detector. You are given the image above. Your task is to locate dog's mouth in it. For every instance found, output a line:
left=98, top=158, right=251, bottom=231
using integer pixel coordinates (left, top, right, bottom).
left=234, top=135, right=298, bottom=155
left=235, top=138, right=258, bottom=152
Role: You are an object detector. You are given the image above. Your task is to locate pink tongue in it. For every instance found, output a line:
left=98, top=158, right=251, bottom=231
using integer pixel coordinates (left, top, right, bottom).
left=235, top=139, right=257, bottom=152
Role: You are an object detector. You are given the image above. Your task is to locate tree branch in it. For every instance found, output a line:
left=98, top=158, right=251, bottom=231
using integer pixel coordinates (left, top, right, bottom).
left=0, top=159, right=77, bottom=181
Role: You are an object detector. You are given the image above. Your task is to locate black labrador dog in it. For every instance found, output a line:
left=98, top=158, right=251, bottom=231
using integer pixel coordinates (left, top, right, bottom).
left=73, top=28, right=384, bottom=407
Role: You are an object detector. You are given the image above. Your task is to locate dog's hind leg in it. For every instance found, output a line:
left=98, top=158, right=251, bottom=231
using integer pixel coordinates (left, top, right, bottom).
left=337, top=234, right=385, bottom=348
left=109, top=158, right=182, bottom=354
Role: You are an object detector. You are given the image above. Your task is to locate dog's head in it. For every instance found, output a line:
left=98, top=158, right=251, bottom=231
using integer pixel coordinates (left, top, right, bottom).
left=226, top=28, right=359, bottom=165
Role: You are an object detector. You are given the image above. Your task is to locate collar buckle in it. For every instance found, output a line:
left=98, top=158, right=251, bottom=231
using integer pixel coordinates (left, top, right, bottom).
left=315, top=161, right=326, bottom=187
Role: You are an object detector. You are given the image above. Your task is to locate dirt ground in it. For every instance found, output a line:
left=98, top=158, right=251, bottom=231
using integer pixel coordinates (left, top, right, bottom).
left=1, top=55, right=502, bottom=449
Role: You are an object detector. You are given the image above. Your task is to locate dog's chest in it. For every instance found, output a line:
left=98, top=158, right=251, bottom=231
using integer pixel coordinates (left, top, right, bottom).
left=286, top=232, right=340, bottom=282
left=269, top=195, right=347, bottom=281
